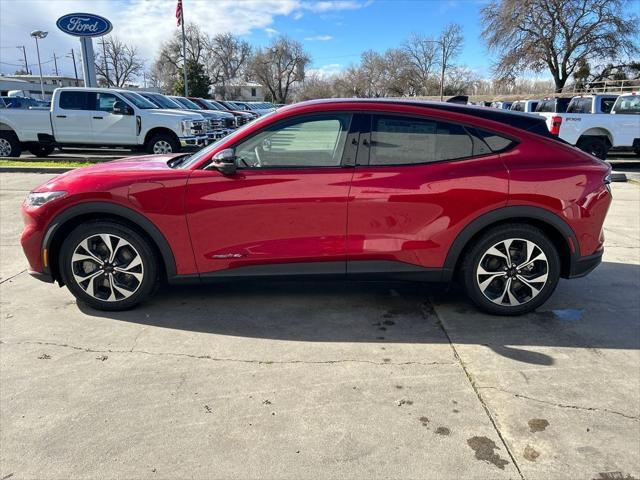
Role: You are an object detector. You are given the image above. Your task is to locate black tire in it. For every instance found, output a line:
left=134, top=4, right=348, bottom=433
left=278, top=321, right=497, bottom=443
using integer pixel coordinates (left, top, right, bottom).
left=461, top=224, right=560, bottom=316
left=577, top=136, right=609, bottom=160
left=59, top=221, right=159, bottom=311
left=146, top=132, right=180, bottom=155
left=27, top=144, right=55, bottom=158
left=0, top=131, right=22, bottom=158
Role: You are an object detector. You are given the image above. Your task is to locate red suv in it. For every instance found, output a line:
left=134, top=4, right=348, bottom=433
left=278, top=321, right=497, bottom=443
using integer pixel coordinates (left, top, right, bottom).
left=20, top=99, right=612, bottom=315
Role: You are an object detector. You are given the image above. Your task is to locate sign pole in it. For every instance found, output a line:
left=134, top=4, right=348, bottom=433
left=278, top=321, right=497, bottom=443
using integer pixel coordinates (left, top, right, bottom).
left=80, top=37, right=97, bottom=87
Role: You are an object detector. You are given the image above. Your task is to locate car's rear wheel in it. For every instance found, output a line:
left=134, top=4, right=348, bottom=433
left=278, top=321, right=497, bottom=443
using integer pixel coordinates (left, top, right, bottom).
left=146, top=132, right=180, bottom=155
left=461, top=225, right=560, bottom=315
left=60, top=221, right=158, bottom=311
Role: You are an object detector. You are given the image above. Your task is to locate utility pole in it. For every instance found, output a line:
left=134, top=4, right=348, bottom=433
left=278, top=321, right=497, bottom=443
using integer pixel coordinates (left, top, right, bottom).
left=17, top=45, right=29, bottom=74
left=67, top=49, right=80, bottom=86
left=53, top=52, right=59, bottom=76
left=100, top=37, right=110, bottom=87
left=439, top=42, right=445, bottom=101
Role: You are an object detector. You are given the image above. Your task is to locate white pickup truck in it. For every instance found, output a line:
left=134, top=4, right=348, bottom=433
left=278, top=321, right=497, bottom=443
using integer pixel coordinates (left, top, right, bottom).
left=535, top=93, right=640, bottom=159
left=0, top=87, right=208, bottom=157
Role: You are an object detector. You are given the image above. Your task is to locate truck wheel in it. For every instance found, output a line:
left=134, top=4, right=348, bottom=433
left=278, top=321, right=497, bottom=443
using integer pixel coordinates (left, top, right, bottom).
left=0, top=131, right=22, bottom=158
left=27, top=144, right=55, bottom=158
left=577, top=136, right=609, bottom=160
left=146, top=133, right=180, bottom=155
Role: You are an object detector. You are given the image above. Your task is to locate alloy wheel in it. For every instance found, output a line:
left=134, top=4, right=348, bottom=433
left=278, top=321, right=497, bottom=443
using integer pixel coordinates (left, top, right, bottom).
left=0, top=138, right=12, bottom=156
left=152, top=140, right=173, bottom=154
left=476, top=238, right=549, bottom=306
left=71, top=233, right=144, bottom=302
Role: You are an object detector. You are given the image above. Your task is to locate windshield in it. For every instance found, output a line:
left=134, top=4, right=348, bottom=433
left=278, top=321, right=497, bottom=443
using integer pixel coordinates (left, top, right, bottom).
left=613, top=95, right=640, bottom=115
left=175, top=111, right=277, bottom=169
left=119, top=91, right=157, bottom=109
left=173, top=97, right=201, bottom=109
left=146, top=93, right=181, bottom=109
left=202, top=99, right=223, bottom=110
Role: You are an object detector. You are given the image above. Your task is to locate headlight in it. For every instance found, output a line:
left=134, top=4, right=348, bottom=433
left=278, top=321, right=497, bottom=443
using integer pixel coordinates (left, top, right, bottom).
left=25, top=191, right=67, bottom=207
left=181, top=119, right=191, bottom=136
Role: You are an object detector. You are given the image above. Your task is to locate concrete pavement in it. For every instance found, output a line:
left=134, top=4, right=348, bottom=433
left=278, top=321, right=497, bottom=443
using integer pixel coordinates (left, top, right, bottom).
left=1, top=173, right=638, bottom=479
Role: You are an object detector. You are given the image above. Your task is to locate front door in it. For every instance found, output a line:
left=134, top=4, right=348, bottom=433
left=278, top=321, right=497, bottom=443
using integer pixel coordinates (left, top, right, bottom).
left=89, top=92, right=137, bottom=145
left=185, top=113, right=357, bottom=276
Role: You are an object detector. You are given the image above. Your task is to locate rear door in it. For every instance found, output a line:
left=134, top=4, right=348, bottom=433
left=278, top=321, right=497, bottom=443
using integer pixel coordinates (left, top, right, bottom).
left=346, top=113, right=510, bottom=275
left=53, top=91, right=94, bottom=143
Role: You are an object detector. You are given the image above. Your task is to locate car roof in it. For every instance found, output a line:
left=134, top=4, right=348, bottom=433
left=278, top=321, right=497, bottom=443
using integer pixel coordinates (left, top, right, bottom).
left=281, top=98, right=552, bottom=136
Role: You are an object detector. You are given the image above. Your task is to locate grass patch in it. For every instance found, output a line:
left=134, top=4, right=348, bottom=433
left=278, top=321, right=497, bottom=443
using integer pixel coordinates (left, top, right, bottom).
left=0, top=159, right=93, bottom=168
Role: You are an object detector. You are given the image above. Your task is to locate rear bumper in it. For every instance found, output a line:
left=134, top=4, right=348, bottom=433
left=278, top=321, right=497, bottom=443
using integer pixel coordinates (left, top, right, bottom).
left=568, top=250, right=603, bottom=278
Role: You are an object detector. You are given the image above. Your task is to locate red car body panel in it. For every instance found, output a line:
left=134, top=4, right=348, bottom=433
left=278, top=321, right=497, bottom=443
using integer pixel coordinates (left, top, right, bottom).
left=20, top=100, right=611, bottom=285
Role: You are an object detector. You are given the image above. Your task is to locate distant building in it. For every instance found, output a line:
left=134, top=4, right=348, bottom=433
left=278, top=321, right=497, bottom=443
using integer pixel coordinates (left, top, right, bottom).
left=213, top=81, right=265, bottom=101
left=0, top=74, right=83, bottom=99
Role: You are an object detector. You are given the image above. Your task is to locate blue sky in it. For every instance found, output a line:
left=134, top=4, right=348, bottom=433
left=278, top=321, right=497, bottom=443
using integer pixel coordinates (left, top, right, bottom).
left=0, top=0, right=496, bottom=79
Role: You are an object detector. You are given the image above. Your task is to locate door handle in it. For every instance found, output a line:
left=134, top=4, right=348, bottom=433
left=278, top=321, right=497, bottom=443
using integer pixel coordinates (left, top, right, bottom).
left=362, top=138, right=370, bottom=146
left=93, top=116, right=104, bottom=120
left=56, top=115, right=66, bottom=118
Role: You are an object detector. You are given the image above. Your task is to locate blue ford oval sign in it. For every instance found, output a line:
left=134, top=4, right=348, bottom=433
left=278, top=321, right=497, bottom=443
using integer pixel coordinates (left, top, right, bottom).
left=56, top=13, right=113, bottom=37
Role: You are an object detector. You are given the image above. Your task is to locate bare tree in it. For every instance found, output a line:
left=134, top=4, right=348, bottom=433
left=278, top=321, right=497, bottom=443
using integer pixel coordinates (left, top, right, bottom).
left=94, top=36, right=144, bottom=87
left=151, top=23, right=209, bottom=93
left=439, top=23, right=464, bottom=96
left=207, top=33, right=252, bottom=99
left=402, top=33, right=439, bottom=95
left=250, top=36, right=310, bottom=103
left=481, top=0, right=639, bottom=92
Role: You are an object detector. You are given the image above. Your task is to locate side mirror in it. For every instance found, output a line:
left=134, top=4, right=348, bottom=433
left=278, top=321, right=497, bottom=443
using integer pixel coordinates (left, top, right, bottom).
left=112, top=101, right=132, bottom=115
left=206, top=148, right=237, bottom=175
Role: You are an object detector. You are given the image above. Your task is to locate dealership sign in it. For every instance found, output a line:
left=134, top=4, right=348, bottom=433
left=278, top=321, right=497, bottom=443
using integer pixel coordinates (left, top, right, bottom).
left=56, top=13, right=113, bottom=37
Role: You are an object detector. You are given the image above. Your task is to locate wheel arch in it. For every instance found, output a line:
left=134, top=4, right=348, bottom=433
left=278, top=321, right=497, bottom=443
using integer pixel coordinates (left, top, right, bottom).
left=143, top=127, right=180, bottom=147
left=43, top=202, right=177, bottom=285
left=579, top=128, right=613, bottom=146
left=444, top=206, right=578, bottom=281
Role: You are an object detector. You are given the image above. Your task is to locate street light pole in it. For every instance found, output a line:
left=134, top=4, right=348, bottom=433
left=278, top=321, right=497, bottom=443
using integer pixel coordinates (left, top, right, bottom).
left=30, top=30, right=48, bottom=100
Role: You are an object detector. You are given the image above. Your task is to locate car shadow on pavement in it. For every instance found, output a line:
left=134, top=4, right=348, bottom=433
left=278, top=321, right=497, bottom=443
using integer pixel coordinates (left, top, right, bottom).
left=78, top=261, right=639, bottom=364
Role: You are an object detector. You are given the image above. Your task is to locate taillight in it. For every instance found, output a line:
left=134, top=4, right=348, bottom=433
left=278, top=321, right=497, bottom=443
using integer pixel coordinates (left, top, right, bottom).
left=550, top=116, right=562, bottom=135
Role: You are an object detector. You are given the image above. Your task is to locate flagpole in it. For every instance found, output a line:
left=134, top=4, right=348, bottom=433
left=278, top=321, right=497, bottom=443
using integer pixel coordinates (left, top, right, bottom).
left=180, top=2, right=188, bottom=96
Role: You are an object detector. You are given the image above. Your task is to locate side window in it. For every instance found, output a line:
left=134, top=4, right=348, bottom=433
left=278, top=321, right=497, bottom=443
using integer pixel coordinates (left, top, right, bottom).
left=473, top=128, right=515, bottom=153
left=511, top=103, right=524, bottom=112
left=59, top=91, right=91, bottom=110
left=601, top=98, right=616, bottom=113
left=234, top=114, right=351, bottom=168
left=95, top=92, right=119, bottom=112
left=369, top=116, right=474, bottom=165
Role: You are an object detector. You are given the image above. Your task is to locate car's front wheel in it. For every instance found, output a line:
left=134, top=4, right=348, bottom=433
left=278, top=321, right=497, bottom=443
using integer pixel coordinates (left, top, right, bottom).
left=60, top=221, right=158, bottom=311
left=461, top=225, right=560, bottom=315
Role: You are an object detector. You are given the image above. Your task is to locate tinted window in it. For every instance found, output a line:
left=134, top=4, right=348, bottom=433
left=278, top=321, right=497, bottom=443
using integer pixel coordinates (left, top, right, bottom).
left=567, top=97, right=592, bottom=114
left=600, top=97, right=616, bottom=113
left=59, top=91, right=90, bottom=110
left=511, top=102, right=524, bottom=112
left=95, top=92, right=119, bottom=112
left=234, top=114, right=351, bottom=168
left=473, top=128, right=515, bottom=152
left=536, top=100, right=554, bottom=113
left=369, top=116, right=474, bottom=165
left=613, top=95, right=640, bottom=115
left=119, top=91, right=155, bottom=109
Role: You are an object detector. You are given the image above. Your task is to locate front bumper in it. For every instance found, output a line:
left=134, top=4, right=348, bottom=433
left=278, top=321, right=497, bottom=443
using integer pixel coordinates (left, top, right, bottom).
left=28, top=270, right=54, bottom=283
left=179, top=135, right=208, bottom=148
left=568, top=250, right=603, bottom=278
left=207, top=130, right=233, bottom=141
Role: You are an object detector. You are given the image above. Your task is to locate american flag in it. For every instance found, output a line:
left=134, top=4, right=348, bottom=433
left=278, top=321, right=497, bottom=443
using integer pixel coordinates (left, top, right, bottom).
left=176, top=0, right=183, bottom=26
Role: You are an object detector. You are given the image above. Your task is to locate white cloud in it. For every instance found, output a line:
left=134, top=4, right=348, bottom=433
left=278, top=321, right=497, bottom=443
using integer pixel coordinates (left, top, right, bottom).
left=264, top=27, right=279, bottom=37
left=0, top=0, right=372, bottom=77
left=307, top=63, right=343, bottom=78
left=304, top=35, right=333, bottom=41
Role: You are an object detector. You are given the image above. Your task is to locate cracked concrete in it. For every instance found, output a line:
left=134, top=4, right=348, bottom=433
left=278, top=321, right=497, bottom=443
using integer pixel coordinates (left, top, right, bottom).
left=1, top=173, right=639, bottom=479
